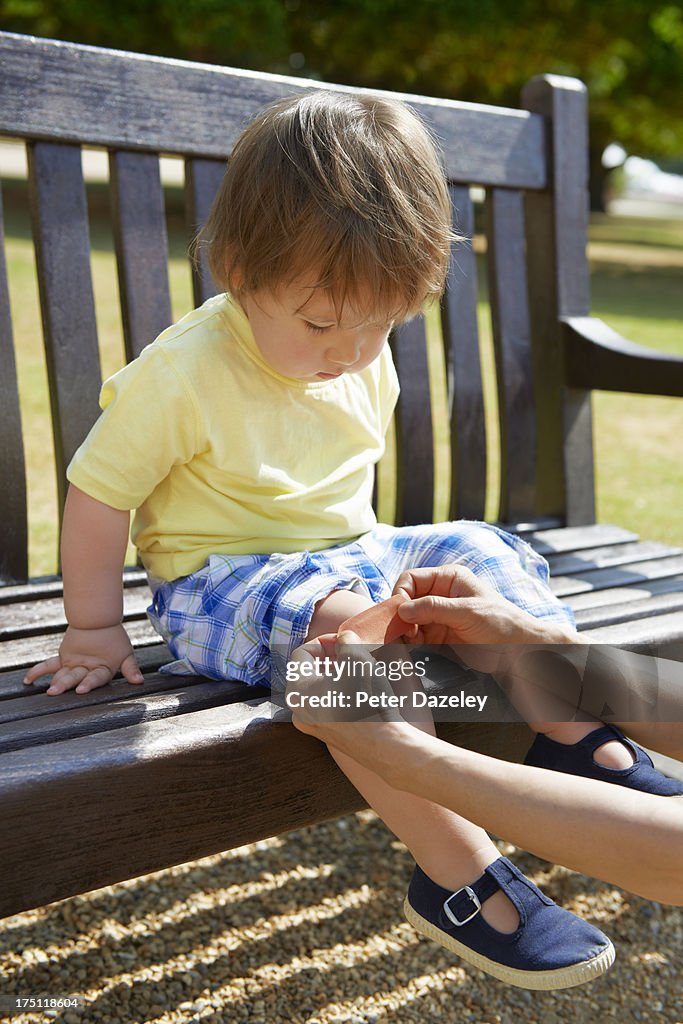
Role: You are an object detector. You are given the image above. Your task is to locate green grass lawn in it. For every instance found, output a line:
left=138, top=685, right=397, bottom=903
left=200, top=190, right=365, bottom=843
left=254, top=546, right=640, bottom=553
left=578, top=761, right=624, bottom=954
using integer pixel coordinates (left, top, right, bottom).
left=3, top=178, right=682, bottom=576
left=588, top=218, right=683, bottom=548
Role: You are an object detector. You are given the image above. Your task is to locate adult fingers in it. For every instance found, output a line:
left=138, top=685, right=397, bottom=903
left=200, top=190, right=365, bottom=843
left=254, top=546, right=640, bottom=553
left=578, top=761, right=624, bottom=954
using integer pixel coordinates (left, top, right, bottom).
left=335, top=630, right=385, bottom=688
left=393, top=564, right=484, bottom=602
left=289, top=637, right=326, bottom=667
left=398, top=593, right=467, bottom=626
left=286, top=637, right=330, bottom=718
left=335, top=631, right=406, bottom=721
left=335, top=629, right=363, bottom=651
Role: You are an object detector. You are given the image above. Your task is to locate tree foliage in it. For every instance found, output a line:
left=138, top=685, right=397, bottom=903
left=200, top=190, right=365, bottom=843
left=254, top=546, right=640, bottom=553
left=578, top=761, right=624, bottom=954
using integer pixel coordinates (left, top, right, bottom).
left=0, top=0, right=290, bottom=66
left=2, top=0, right=681, bottom=169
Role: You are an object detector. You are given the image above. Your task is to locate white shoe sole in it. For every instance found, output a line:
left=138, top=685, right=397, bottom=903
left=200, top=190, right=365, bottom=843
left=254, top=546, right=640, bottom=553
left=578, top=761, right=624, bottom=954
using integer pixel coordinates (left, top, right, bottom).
left=404, top=898, right=616, bottom=991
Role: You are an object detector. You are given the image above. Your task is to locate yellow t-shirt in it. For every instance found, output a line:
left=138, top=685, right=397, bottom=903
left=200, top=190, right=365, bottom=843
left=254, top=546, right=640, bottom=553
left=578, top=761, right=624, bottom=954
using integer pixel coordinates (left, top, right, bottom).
left=67, top=294, right=399, bottom=581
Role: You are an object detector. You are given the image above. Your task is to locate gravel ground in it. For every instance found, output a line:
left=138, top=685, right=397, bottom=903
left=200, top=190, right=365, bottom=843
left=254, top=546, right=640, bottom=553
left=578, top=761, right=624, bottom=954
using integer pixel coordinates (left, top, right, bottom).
left=1, top=810, right=682, bottom=1024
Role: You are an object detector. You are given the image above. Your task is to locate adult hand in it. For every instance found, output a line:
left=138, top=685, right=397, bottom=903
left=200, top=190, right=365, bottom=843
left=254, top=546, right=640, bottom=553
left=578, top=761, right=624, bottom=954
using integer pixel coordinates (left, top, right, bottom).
left=288, top=631, right=420, bottom=786
left=392, top=564, right=576, bottom=674
left=24, top=623, right=144, bottom=695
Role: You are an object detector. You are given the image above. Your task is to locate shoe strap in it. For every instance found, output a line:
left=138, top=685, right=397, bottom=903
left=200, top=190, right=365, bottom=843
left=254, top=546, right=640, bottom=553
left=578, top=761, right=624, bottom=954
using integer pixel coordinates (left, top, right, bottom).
left=578, top=724, right=646, bottom=769
left=577, top=724, right=625, bottom=751
left=442, top=868, right=501, bottom=926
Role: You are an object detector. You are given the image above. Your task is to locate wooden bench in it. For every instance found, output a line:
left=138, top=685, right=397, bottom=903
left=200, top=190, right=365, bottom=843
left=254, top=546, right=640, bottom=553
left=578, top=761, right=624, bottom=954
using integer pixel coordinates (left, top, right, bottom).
left=1, top=31, right=682, bottom=920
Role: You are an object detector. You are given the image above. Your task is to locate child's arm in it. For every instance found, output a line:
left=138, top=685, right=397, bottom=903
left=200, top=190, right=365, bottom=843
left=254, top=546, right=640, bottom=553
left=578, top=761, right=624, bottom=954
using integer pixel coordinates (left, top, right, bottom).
left=24, top=484, right=144, bottom=696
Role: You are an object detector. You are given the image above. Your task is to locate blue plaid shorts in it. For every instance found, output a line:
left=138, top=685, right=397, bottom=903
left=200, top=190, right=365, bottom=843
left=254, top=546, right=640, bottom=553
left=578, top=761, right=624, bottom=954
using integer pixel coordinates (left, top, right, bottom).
left=147, top=520, right=574, bottom=687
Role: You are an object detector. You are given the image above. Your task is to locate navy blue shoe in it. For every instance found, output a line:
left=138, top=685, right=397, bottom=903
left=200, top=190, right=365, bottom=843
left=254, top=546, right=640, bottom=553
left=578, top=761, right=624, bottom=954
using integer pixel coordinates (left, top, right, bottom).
left=524, top=725, right=683, bottom=796
left=404, top=857, right=614, bottom=990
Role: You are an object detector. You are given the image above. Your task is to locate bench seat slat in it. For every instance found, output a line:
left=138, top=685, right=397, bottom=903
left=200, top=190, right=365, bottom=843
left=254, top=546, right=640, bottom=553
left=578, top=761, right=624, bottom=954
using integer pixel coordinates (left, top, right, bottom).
left=0, top=678, right=267, bottom=753
left=506, top=516, right=564, bottom=534
left=0, top=618, right=163, bottom=672
left=550, top=554, right=683, bottom=597
left=582, top=610, right=683, bottom=649
left=546, top=540, right=681, bottom=576
left=573, top=589, right=683, bottom=631
left=0, top=644, right=173, bottom=696
left=0, top=697, right=363, bottom=916
left=0, top=671, right=218, bottom=720
left=0, top=529, right=673, bottom=667
left=109, top=150, right=173, bottom=359
left=27, top=140, right=102, bottom=510
left=3, top=573, right=679, bottom=692
left=0, top=703, right=531, bottom=918
left=443, top=186, right=486, bottom=519
left=566, top=574, right=683, bottom=612
left=0, top=568, right=147, bottom=605
left=520, top=523, right=638, bottom=555
left=0, top=585, right=151, bottom=640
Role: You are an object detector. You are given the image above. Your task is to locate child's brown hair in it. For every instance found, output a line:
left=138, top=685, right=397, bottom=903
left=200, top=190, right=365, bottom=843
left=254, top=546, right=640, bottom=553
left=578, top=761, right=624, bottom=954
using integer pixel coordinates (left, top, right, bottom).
left=197, top=90, right=457, bottom=322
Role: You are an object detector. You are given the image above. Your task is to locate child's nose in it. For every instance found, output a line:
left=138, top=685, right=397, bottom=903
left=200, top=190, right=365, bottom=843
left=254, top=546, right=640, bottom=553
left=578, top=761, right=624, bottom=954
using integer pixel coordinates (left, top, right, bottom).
left=327, top=337, right=362, bottom=366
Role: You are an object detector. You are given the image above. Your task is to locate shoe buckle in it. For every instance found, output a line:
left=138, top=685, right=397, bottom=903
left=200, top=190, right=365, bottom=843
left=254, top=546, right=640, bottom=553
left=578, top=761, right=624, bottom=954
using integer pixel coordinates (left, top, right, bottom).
left=443, top=885, right=482, bottom=927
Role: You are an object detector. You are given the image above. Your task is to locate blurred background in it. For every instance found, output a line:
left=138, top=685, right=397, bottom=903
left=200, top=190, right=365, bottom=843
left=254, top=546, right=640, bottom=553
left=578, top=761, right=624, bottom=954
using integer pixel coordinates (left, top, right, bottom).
left=1, top=0, right=682, bottom=572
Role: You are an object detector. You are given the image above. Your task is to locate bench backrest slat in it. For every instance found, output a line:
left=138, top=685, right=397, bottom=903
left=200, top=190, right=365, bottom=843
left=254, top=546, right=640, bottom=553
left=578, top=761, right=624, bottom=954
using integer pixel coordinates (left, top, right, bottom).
left=0, top=34, right=546, bottom=189
left=391, top=317, right=435, bottom=525
left=521, top=77, right=594, bottom=525
left=184, top=158, right=228, bottom=306
left=486, top=187, right=537, bottom=523
left=109, top=151, right=173, bottom=360
left=0, top=186, right=28, bottom=583
left=27, top=141, right=102, bottom=518
left=442, top=185, right=487, bottom=521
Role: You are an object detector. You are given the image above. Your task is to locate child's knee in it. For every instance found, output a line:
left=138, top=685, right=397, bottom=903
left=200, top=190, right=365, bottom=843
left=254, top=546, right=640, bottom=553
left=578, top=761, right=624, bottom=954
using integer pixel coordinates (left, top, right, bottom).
left=305, top=588, right=374, bottom=641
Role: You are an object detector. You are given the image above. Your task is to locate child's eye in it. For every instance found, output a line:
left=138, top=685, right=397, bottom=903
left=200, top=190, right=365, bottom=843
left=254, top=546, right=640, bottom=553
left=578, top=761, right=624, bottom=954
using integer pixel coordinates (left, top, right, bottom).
left=304, top=321, right=331, bottom=335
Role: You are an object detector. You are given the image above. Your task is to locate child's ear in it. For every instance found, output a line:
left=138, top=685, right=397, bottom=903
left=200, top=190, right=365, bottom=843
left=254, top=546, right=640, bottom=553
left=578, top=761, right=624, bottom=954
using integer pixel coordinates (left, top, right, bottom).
left=228, top=265, right=244, bottom=293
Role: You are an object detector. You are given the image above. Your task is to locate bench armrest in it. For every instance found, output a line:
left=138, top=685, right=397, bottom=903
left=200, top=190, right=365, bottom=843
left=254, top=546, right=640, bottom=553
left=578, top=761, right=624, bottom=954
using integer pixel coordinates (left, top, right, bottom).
left=561, top=316, right=683, bottom=397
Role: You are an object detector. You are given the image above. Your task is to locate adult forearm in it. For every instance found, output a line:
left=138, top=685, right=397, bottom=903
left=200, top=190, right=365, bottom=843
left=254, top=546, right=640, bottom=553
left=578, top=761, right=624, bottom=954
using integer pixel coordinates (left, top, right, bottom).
left=498, top=641, right=683, bottom=761
left=392, top=729, right=683, bottom=904
left=61, top=484, right=131, bottom=629
left=587, top=647, right=683, bottom=760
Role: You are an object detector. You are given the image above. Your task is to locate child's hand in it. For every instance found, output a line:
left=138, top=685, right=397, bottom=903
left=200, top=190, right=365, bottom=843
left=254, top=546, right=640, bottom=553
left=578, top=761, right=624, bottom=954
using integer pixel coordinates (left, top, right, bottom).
left=24, top=624, right=144, bottom=695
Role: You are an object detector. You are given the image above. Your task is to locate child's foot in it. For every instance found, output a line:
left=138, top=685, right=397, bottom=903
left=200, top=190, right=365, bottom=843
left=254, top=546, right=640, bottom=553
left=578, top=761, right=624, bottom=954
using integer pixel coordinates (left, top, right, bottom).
left=426, top=854, right=520, bottom=933
left=405, top=857, right=615, bottom=990
left=541, top=721, right=636, bottom=769
left=525, top=724, right=683, bottom=796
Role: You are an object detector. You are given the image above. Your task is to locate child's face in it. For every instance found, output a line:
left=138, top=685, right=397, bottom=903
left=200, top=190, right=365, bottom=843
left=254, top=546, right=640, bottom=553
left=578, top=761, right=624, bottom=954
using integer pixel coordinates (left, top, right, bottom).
left=239, top=281, right=393, bottom=382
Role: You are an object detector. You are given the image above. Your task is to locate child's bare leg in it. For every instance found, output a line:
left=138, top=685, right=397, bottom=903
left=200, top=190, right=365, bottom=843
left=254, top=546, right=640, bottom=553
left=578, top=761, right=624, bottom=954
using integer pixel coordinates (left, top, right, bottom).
left=306, top=589, right=520, bottom=932
left=523, top=645, right=682, bottom=765
left=510, top=648, right=637, bottom=770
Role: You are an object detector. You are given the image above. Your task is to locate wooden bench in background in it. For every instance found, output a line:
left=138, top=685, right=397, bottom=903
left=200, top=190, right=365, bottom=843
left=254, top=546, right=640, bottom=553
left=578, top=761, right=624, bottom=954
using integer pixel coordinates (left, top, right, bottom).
left=1, top=32, right=682, bottom=919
